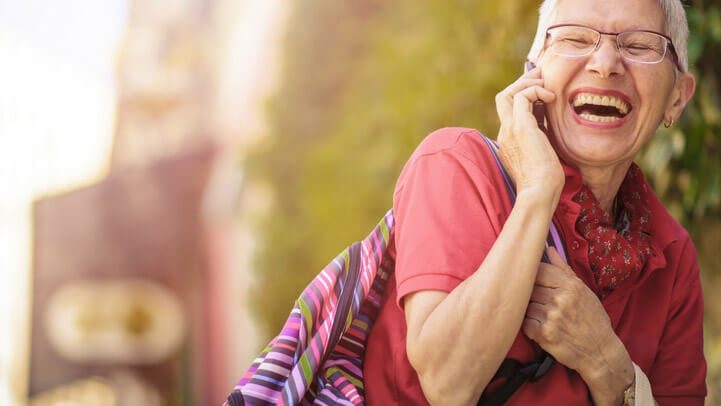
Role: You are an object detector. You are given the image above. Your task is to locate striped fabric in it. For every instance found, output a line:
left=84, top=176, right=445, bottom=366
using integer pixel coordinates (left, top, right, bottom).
left=225, top=211, right=395, bottom=406
left=225, top=134, right=566, bottom=406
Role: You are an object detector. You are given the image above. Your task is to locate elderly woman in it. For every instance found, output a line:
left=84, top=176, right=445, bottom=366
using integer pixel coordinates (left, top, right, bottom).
left=362, top=0, right=705, bottom=404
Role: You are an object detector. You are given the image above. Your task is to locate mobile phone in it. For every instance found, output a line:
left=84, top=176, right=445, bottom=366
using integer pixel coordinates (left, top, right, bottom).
left=524, top=61, right=548, bottom=134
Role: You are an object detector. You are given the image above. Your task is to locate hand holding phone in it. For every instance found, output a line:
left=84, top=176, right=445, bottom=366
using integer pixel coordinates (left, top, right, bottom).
left=494, top=60, right=563, bottom=200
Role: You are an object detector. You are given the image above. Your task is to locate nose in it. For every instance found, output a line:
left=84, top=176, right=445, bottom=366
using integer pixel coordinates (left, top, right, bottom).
left=585, top=36, right=626, bottom=78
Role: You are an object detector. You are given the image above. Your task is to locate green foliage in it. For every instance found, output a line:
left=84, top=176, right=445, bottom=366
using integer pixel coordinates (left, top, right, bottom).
left=247, top=0, right=721, bottom=349
left=245, top=0, right=384, bottom=337
left=247, top=0, right=540, bottom=338
left=638, top=0, right=721, bottom=230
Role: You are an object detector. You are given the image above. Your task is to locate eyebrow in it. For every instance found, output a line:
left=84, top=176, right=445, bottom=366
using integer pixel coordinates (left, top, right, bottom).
left=624, top=24, right=658, bottom=31
left=554, top=21, right=659, bottom=32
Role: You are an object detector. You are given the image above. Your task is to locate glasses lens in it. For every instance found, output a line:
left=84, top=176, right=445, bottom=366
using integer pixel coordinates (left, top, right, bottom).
left=547, top=26, right=599, bottom=57
left=618, top=31, right=667, bottom=63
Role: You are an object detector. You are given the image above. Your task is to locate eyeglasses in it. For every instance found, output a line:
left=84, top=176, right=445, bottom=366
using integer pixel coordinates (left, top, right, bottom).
left=545, top=23, right=680, bottom=70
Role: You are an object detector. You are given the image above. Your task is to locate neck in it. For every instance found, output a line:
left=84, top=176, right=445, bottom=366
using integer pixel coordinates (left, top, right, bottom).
left=578, top=162, right=633, bottom=215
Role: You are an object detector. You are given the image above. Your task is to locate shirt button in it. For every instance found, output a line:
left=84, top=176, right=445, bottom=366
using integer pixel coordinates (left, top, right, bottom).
left=570, top=240, right=581, bottom=250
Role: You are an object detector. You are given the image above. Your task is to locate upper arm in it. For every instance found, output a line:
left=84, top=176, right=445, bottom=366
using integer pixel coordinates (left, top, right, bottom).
left=404, top=290, right=448, bottom=368
left=392, top=130, right=506, bottom=387
left=392, top=144, right=505, bottom=309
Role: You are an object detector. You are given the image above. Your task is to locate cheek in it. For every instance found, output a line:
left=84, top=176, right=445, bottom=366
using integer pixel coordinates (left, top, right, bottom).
left=539, top=58, right=583, bottom=111
left=541, top=63, right=575, bottom=92
left=538, top=75, right=567, bottom=119
left=634, top=71, right=676, bottom=118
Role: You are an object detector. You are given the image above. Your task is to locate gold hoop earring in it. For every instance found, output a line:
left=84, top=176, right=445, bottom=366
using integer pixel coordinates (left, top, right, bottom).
left=663, top=119, right=674, bottom=128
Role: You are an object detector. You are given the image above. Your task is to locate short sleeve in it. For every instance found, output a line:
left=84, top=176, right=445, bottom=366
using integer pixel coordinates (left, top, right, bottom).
left=392, top=136, right=510, bottom=308
left=648, top=238, right=707, bottom=405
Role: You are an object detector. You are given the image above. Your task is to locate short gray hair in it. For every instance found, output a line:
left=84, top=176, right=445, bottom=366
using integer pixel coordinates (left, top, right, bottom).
left=527, top=0, right=689, bottom=72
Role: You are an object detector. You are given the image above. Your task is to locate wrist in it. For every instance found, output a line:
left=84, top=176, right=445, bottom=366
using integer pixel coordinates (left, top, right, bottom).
left=582, top=334, right=634, bottom=405
left=516, top=186, right=561, bottom=218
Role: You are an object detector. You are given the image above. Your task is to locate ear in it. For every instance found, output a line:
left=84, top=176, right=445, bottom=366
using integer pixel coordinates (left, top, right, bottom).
left=664, top=72, right=696, bottom=123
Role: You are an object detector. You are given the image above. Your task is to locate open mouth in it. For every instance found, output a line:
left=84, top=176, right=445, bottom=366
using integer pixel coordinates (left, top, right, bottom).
left=570, top=92, right=632, bottom=123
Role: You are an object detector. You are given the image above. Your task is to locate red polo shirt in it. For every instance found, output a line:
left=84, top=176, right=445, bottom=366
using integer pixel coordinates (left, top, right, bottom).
left=363, top=127, right=706, bottom=405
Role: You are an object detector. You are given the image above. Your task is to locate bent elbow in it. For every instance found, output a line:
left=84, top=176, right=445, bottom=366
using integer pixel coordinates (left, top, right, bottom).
left=418, top=374, right=482, bottom=406
left=406, top=340, right=483, bottom=406
left=407, top=340, right=441, bottom=403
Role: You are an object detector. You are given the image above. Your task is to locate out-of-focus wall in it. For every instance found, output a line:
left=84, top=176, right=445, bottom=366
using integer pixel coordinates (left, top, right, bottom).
left=1, top=0, right=287, bottom=404
left=109, top=0, right=288, bottom=401
left=0, top=2, right=127, bottom=404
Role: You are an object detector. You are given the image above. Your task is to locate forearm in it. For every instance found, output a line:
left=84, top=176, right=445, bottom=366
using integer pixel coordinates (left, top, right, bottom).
left=407, top=189, right=558, bottom=405
left=583, top=333, right=635, bottom=406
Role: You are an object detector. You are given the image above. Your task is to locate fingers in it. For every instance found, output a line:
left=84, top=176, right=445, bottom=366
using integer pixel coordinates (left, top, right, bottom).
left=547, top=246, right=563, bottom=266
left=546, top=246, right=575, bottom=276
left=534, top=263, right=564, bottom=288
left=495, top=67, right=556, bottom=151
left=495, top=68, right=545, bottom=122
left=494, top=66, right=565, bottom=198
left=512, top=86, right=556, bottom=117
left=530, top=285, right=556, bottom=304
left=525, top=302, right=547, bottom=322
left=501, top=78, right=545, bottom=101
left=525, top=302, right=562, bottom=344
left=496, top=80, right=542, bottom=120
left=525, top=65, right=542, bottom=79
left=522, top=317, right=541, bottom=341
left=497, top=84, right=556, bottom=152
left=523, top=303, right=554, bottom=343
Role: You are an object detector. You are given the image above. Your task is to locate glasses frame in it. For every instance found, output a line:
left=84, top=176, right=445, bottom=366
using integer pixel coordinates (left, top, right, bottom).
left=544, top=23, right=681, bottom=70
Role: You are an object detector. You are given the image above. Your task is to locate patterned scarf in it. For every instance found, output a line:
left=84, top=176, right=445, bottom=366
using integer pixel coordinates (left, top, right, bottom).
left=572, top=164, right=655, bottom=298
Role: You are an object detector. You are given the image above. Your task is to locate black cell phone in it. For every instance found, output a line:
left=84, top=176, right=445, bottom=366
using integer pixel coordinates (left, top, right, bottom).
left=525, top=61, right=548, bottom=134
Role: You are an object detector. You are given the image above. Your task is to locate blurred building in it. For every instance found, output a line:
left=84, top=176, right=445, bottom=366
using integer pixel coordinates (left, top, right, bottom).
left=28, top=0, right=286, bottom=405
left=111, top=0, right=216, bottom=169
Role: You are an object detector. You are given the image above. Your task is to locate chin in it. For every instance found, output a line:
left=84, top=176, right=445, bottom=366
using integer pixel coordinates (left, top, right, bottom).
left=551, top=113, right=640, bottom=168
left=554, top=131, right=634, bottom=168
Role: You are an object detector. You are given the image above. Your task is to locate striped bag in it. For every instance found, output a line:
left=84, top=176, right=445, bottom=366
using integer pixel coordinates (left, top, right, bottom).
left=225, top=134, right=567, bottom=406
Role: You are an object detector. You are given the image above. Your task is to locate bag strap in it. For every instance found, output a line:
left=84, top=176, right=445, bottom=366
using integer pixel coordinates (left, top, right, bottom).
left=478, top=356, right=555, bottom=406
left=321, top=242, right=362, bottom=365
left=226, top=390, right=245, bottom=406
left=477, top=135, right=564, bottom=405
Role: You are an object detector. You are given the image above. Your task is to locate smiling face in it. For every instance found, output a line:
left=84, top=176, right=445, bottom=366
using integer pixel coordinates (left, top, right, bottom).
left=538, top=0, right=695, bottom=171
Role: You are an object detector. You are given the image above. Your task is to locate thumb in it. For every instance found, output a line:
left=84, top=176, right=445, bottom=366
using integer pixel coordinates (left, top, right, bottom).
left=547, top=246, right=573, bottom=274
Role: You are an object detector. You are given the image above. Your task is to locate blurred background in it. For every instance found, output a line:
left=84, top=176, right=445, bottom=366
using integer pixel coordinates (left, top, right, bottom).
left=0, top=0, right=719, bottom=405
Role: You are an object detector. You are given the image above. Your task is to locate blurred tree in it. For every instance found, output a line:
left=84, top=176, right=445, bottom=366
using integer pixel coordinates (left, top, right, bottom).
left=246, top=0, right=721, bottom=398
left=639, top=0, right=721, bottom=230
left=247, top=0, right=540, bottom=339
left=635, top=2, right=721, bottom=399
left=245, top=0, right=385, bottom=336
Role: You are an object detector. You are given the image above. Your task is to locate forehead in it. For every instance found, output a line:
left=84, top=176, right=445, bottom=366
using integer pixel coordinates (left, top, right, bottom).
left=553, top=0, right=666, bottom=32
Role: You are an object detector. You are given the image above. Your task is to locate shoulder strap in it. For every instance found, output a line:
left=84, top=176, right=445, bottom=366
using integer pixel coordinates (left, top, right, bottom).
left=477, top=134, right=564, bottom=405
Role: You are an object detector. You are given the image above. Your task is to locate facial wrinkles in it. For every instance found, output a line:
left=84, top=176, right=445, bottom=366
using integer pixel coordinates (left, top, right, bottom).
left=540, top=67, right=659, bottom=171
left=545, top=1, right=673, bottom=151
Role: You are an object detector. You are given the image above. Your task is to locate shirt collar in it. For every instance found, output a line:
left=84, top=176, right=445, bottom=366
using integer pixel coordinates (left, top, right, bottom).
left=558, top=160, right=679, bottom=252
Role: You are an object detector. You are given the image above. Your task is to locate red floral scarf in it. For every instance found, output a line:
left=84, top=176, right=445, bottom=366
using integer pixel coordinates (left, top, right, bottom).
left=572, top=164, right=656, bottom=298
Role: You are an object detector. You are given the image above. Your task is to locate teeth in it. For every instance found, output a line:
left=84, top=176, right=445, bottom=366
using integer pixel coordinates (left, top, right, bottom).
left=579, top=112, right=623, bottom=123
left=572, top=92, right=629, bottom=115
